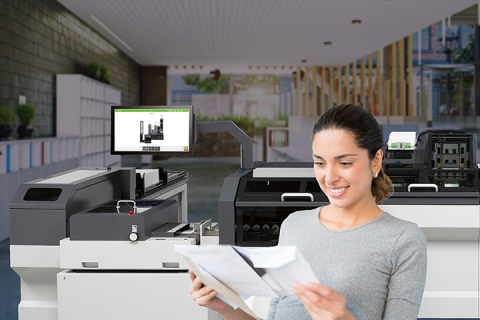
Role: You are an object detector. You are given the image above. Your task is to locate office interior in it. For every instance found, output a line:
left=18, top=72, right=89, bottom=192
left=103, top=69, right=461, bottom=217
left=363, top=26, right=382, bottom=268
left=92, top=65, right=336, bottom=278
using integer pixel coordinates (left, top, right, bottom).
left=2, top=0, right=480, bottom=319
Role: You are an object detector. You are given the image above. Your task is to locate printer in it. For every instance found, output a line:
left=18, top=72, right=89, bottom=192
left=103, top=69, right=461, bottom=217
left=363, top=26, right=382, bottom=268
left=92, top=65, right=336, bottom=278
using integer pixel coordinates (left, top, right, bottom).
left=10, top=166, right=219, bottom=320
left=216, top=131, right=480, bottom=318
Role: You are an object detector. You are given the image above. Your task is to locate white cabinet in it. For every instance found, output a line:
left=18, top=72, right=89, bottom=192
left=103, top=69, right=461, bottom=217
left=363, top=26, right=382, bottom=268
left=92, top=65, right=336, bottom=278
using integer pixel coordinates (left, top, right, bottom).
left=56, top=75, right=121, bottom=167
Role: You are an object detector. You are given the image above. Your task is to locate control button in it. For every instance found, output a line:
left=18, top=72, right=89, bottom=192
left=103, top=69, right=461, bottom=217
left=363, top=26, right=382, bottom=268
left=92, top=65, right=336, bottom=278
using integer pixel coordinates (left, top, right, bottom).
left=129, top=232, right=138, bottom=242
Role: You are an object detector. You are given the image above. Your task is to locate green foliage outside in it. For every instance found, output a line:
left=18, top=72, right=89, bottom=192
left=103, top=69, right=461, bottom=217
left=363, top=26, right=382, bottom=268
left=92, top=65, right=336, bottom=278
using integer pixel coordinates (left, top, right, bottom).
left=0, top=106, right=15, bottom=126
left=197, top=114, right=254, bottom=132
left=181, top=74, right=280, bottom=94
left=452, top=30, right=474, bottom=64
left=17, top=103, right=36, bottom=126
left=182, top=74, right=229, bottom=94
left=197, top=114, right=288, bottom=135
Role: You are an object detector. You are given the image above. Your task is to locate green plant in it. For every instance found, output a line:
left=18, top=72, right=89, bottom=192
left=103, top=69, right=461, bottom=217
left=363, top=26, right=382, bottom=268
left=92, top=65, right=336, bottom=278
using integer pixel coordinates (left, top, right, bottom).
left=87, top=60, right=101, bottom=79
left=0, top=106, right=15, bottom=126
left=98, top=64, right=111, bottom=83
left=16, top=103, right=35, bottom=126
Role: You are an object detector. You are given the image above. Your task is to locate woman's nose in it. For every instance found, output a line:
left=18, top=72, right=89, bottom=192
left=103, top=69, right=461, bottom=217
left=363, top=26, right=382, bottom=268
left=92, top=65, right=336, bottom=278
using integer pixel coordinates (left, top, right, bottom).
left=324, top=166, right=339, bottom=184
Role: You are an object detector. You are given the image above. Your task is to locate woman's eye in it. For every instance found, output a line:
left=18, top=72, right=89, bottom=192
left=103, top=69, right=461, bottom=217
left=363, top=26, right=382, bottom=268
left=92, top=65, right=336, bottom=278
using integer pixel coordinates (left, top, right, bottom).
left=314, top=162, right=324, bottom=167
left=340, top=162, right=352, bottom=166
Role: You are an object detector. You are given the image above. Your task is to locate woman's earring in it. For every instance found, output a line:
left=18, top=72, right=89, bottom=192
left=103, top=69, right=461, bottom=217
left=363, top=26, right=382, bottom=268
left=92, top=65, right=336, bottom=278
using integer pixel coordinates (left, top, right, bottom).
left=373, top=172, right=379, bottom=178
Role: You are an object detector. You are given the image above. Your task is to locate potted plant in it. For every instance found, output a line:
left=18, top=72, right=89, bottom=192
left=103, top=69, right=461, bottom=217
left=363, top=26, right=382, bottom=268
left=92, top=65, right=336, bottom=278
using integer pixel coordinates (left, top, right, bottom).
left=16, top=103, right=35, bottom=139
left=98, top=64, right=111, bottom=84
left=0, top=105, right=15, bottom=140
left=86, top=60, right=100, bottom=80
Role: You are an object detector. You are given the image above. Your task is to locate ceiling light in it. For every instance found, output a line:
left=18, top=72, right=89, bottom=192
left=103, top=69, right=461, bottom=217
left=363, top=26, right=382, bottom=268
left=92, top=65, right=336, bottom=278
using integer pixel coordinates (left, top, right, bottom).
left=91, top=15, right=133, bottom=51
left=324, top=41, right=332, bottom=46
left=301, top=59, right=307, bottom=63
left=351, top=20, right=362, bottom=25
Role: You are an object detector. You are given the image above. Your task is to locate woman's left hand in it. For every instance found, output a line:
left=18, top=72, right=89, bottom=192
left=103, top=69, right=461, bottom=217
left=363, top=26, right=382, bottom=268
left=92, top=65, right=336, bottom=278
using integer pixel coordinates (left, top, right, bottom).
left=292, top=282, right=355, bottom=320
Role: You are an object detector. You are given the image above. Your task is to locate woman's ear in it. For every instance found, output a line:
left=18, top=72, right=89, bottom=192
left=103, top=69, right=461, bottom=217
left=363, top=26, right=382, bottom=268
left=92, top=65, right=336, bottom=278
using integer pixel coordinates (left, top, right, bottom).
left=372, top=149, right=383, bottom=172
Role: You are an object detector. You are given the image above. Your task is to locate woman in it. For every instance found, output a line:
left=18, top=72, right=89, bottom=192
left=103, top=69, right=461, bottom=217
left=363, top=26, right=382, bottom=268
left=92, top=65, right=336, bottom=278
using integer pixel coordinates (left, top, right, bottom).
left=190, top=104, right=427, bottom=320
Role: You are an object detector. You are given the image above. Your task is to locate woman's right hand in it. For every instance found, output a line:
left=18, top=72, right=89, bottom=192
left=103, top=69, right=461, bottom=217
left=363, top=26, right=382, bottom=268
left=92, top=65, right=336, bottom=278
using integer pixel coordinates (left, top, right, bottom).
left=189, top=269, right=228, bottom=314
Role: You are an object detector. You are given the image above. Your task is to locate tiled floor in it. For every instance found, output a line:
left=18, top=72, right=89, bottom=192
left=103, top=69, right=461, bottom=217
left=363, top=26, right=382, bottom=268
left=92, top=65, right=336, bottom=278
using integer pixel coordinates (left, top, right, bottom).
left=0, top=238, right=20, bottom=320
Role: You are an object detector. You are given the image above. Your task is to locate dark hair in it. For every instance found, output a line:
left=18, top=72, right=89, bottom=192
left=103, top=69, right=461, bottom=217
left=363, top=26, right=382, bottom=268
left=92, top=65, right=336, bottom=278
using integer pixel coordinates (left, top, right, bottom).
left=312, top=104, right=392, bottom=202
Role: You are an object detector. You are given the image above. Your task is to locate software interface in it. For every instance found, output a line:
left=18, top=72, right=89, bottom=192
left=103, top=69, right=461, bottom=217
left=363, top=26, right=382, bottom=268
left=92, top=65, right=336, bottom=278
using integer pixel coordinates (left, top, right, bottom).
left=113, top=108, right=191, bottom=152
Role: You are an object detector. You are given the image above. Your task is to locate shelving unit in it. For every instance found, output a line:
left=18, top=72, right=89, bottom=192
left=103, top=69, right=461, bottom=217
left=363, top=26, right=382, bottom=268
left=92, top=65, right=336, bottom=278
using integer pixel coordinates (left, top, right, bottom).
left=56, top=74, right=121, bottom=167
left=265, top=127, right=289, bottom=162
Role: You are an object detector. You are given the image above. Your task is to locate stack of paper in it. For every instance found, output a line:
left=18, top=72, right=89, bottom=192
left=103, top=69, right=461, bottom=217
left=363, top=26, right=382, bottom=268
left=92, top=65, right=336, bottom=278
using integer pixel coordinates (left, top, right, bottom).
left=174, top=244, right=318, bottom=319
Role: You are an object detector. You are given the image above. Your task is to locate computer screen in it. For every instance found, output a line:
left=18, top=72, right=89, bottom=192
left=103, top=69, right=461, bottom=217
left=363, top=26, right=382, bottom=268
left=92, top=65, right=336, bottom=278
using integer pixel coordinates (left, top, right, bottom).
left=111, top=105, right=194, bottom=155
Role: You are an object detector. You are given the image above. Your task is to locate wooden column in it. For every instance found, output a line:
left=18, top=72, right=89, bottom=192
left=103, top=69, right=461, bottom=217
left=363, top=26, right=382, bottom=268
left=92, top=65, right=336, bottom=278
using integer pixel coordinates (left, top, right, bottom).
left=408, top=35, right=414, bottom=116
left=360, top=58, right=366, bottom=108
left=320, top=66, right=325, bottom=114
left=141, top=66, right=167, bottom=105
left=352, top=61, right=357, bottom=105
left=384, top=80, right=390, bottom=116
left=336, top=67, right=341, bottom=105
left=392, top=42, right=397, bottom=116
left=399, top=38, right=406, bottom=116
left=345, top=64, right=350, bottom=104
left=368, top=53, right=374, bottom=113
left=329, top=67, right=334, bottom=108
left=376, top=50, right=382, bottom=115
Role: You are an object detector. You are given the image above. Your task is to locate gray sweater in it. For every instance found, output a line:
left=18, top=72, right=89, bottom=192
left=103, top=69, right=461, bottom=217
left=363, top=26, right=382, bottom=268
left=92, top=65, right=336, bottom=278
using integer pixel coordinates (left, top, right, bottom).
left=266, top=208, right=427, bottom=320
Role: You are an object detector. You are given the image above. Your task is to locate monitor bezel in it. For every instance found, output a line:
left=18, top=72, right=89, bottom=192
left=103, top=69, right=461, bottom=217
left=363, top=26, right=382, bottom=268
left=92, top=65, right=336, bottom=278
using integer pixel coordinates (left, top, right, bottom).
left=110, top=105, right=195, bottom=156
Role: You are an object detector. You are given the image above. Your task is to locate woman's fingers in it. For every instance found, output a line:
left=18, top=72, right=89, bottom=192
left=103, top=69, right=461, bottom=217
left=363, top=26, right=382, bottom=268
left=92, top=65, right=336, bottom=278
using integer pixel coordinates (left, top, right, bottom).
left=293, top=282, right=346, bottom=319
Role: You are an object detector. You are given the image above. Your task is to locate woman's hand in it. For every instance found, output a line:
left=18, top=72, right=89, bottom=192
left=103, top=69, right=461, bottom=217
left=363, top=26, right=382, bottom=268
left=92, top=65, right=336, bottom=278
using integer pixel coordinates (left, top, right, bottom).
left=292, top=282, right=355, bottom=320
left=189, top=269, right=228, bottom=314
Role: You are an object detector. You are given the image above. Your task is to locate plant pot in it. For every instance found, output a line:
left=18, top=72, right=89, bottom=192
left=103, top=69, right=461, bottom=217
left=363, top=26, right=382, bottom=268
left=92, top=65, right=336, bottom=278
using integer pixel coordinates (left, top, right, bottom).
left=17, top=124, right=34, bottom=139
left=0, top=125, right=12, bottom=140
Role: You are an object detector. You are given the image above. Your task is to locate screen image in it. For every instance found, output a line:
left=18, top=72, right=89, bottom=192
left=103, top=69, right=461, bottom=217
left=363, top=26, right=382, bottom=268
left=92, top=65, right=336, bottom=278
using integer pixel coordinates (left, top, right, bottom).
left=111, top=106, right=194, bottom=155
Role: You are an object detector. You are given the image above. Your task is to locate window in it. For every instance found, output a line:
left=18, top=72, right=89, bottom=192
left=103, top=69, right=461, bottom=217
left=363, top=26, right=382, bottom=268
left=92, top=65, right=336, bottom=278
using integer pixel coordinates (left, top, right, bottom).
left=412, top=27, right=431, bottom=51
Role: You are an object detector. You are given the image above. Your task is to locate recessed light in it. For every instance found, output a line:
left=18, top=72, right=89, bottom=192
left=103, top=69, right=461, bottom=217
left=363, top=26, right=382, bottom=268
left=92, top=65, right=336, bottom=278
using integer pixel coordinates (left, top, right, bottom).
left=352, top=19, right=362, bottom=25
left=324, top=41, right=332, bottom=46
left=301, top=59, right=307, bottom=63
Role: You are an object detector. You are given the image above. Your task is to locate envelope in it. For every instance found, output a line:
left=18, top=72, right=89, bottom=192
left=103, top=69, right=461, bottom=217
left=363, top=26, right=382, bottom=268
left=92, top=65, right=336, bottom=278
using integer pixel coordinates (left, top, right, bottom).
left=174, top=244, right=319, bottom=318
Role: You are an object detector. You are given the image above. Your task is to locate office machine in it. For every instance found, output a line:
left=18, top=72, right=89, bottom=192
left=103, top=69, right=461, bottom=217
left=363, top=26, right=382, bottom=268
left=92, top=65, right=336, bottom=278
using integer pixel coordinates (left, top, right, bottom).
left=379, top=131, right=480, bottom=318
left=10, top=166, right=220, bottom=320
left=10, top=106, right=251, bottom=320
left=215, top=131, right=480, bottom=319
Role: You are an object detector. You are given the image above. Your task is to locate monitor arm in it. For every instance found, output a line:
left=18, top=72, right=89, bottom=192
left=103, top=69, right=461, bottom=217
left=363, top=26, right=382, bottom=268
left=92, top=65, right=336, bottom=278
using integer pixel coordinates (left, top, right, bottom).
left=194, top=115, right=253, bottom=170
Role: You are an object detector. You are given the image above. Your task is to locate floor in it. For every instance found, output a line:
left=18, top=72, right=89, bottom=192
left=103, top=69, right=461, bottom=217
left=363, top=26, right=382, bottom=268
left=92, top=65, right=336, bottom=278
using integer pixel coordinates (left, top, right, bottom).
left=0, top=156, right=241, bottom=320
left=0, top=238, right=20, bottom=320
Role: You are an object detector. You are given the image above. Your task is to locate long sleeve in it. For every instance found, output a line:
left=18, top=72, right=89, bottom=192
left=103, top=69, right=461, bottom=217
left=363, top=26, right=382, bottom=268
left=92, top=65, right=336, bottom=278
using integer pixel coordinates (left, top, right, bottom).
left=383, top=224, right=427, bottom=319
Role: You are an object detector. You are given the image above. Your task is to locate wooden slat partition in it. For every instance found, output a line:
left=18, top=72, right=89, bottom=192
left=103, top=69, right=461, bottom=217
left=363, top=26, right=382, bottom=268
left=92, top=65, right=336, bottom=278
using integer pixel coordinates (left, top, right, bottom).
left=320, top=66, right=325, bottom=114
left=368, top=54, right=374, bottom=113
left=352, top=61, right=357, bottom=105
left=336, top=67, right=341, bottom=105
left=345, top=64, right=350, bottom=104
left=376, top=50, right=382, bottom=115
left=384, top=80, right=390, bottom=116
left=392, top=42, right=397, bottom=116
left=360, top=58, right=366, bottom=108
left=329, top=67, right=334, bottom=108
left=408, top=35, right=414, bottom=116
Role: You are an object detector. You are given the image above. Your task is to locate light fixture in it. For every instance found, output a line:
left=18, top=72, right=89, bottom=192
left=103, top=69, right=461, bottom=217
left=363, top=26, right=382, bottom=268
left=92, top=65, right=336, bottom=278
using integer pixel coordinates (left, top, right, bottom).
left=301, top=59, right=307, bottom=63
left=351, top=19, right=362, bottom=25
left=91, top=15, right=133, bottom=51
left=437, top=28, right=459, bottom=63
left=324, top=41, right=332, bottom=46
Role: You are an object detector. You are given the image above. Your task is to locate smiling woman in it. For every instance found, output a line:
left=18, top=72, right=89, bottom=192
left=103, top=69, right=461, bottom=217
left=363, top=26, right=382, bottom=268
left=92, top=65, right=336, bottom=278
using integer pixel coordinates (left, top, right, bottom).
left=188, top=104, right=427, bottom=320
